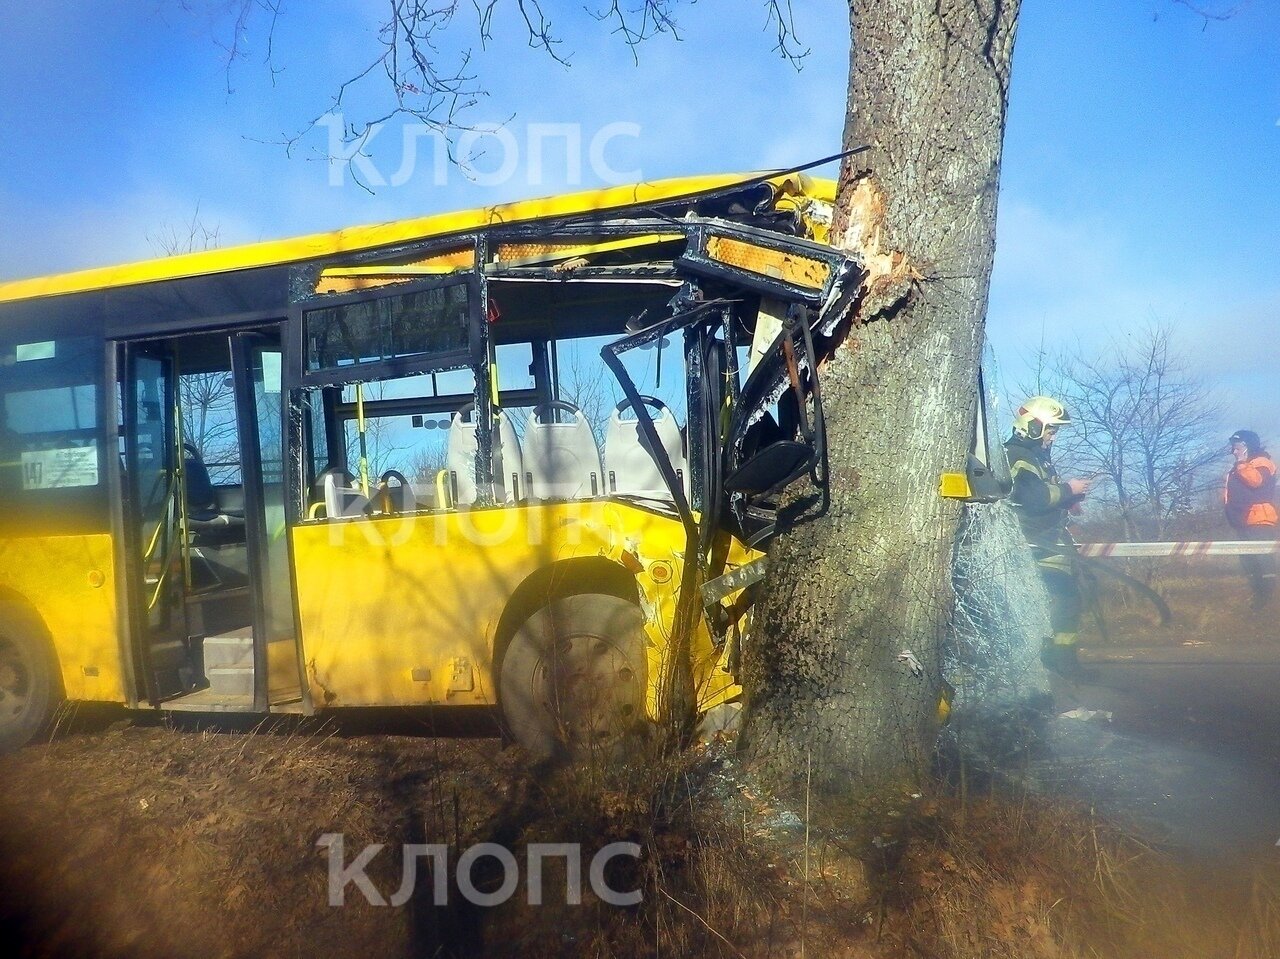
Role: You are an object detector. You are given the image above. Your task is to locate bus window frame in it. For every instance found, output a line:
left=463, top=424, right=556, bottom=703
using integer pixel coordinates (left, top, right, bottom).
left=0, top=334, right=110, bottom=536
left=290, top=272, right=484, bottom=391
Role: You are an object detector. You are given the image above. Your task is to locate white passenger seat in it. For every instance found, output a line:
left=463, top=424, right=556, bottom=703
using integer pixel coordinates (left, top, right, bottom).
left=446, top=404, right=525, bottom=505
left=604, top=397, right=687, bottom=500
left=322, top=471, right=370, bottom=518
left=523, top=401, right=603, bottom=500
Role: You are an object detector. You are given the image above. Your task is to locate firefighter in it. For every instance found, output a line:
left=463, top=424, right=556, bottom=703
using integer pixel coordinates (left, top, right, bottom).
left=1224, top=429, right=1277, bottom=610
left=1005, top=396, right=1095, bottom=680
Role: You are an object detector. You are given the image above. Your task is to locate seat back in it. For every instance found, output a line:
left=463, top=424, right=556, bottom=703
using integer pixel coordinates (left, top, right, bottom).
left=322, top=471, right=370, bottom=518
left=183, top=443, right=220, bottom=519
left=445, top=407, right=480, bottom=506
left=604, top=397, right=686, bottom=499
left=523, top=401, right=602, bottom=500
left=373, top=478, right=418, bottom=514
left=446, top=405, right=526, bottom=505
left=494, top=413, right=525, bottom=503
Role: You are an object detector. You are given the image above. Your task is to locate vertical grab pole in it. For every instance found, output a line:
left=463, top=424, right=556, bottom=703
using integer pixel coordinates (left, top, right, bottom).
left=355, top=382, right=370, bottom=497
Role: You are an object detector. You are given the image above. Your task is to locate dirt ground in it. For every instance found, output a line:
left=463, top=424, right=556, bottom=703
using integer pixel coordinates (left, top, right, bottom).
left=0, top=712, right=526, bottom=959
left=2, top=704, right=1278, bottom=959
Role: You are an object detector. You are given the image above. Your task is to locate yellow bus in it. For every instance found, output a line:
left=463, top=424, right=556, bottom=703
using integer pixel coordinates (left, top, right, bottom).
left=0, top=173, right=863, bottom=756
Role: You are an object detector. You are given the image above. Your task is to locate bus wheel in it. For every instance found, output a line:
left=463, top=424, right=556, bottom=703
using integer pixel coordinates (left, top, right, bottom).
left=0, top=606, right=61, bottom=754
left=499, top=594, right=647, bottom=761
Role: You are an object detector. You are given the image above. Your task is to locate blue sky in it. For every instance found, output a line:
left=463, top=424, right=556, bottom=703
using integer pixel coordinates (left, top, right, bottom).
left=1, top=0, right=1277, bottom=442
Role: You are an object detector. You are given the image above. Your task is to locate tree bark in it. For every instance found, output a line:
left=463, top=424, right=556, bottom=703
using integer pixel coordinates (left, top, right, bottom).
left=741, top=0, right=1021, bottom=798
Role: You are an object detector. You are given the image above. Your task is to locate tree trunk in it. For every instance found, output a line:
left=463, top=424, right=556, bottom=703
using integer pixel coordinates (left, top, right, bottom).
left=741, top=0, right=1021, bottom=798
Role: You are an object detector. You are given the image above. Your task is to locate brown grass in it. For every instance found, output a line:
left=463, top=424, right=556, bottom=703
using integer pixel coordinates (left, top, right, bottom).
left=1082, top=560, right=1279, bottom=647
left=0, top=721, right=1276, bottom=958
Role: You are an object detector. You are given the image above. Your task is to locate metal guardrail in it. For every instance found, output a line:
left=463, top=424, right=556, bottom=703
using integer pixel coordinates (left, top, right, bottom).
left=1078, top=540, right=1279, bottom=558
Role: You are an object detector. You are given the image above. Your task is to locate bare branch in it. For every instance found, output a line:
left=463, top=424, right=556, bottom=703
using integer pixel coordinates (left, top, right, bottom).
left=514, top=0, right=570, bottom=65
left=763, top=0, right=810, bottom=69
left=147, top=203, right=222, bottom=256
left=1021, top=321, right=1225, bottom=539
left=587, top=0, right=684, bottom=65
left=183, top=0, right=814, bottom=186
left=1171, top=0, right=1253, bottom=25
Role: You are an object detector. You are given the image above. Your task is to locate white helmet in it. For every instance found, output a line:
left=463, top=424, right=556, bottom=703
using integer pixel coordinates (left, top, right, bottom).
left=1013, top=396, right=1071, bottom=440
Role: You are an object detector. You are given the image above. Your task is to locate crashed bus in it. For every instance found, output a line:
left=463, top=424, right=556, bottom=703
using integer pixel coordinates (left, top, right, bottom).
left=0, top=173, right=995, bottom=756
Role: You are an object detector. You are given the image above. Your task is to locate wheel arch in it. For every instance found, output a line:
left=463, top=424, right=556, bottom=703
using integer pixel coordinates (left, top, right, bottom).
left=491, top=557, right=640, bottom=684
left=0, top=590, right=58, bottom=664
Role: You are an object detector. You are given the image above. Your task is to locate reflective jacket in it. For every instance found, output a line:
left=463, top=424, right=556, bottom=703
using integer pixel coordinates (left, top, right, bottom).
left=1224, top=453, right=1278, bottom=530
left=1004, top=435, right=1084, bottom=547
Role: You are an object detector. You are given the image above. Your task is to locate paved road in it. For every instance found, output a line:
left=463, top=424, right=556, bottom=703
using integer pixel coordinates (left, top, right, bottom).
left=1034, top=647, right=1280, bottom=862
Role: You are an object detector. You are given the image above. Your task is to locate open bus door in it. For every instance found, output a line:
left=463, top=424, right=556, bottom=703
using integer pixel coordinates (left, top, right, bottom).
left=117, top=327, right=302, bottom=712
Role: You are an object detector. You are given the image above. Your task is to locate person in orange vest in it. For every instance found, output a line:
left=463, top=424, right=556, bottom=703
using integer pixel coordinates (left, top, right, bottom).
left=1224, top=430, right=1277, bottom=609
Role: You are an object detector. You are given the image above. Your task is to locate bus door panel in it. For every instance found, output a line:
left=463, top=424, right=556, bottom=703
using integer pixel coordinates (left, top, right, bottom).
left=121, top=341, right=190, bottom=702
left=230, top=331, right=303, bottom=710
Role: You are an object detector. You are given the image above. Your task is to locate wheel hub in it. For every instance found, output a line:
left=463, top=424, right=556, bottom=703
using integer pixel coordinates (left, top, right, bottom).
left=539, top=632, right=642, bottom=746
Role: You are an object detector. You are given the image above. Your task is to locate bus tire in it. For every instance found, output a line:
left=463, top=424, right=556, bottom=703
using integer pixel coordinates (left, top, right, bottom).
left=498, top=594, right=647, bottom=761
left=0, top=604, right=62, bottom=754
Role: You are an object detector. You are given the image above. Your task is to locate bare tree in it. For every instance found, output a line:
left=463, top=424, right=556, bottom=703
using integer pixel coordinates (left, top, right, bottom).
left=180, top=371, right=240, bottom=481
left=181, top=1, right=808, bottom=186
left=1024, top=323, right=1223, bottom=540
left=146, top=205, right=222, bottom=257
left=407, top=442, right=447, bottom=485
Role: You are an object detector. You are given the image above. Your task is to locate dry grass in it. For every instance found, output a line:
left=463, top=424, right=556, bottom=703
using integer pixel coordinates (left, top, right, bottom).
left=443, top=740, right=1280, bottom=959
left=888, top=795, right=1280, bottom=959
left=1, top=720, right=1277, bottom=958
left=1082, top=560, right=1279, bottom=647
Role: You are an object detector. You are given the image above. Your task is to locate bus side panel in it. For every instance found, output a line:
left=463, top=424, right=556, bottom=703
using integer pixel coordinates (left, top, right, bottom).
left=0, top=533, right=124, bottom=703
left=289, top=501, right=700, bottom=711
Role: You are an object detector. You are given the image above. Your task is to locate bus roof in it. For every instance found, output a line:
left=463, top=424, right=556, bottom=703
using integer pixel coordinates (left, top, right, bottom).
left=0, top=173, right=835, bottom=306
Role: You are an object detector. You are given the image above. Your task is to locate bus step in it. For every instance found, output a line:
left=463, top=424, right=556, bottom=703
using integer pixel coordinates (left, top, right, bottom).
left=162, top=690, right=254, bottom=713
left=207, top=664, right=254, bottom=698
left=203, top=631, right=254, bottom=669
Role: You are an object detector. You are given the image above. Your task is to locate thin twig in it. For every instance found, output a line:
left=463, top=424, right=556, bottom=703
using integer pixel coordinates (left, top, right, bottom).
left=657, top=887, right=748, bottom=959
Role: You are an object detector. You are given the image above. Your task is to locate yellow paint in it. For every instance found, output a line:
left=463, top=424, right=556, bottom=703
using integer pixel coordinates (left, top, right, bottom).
left=267, top=638, right=302, bottom=701
left=289, top=500, right=745, bottom=715
left=0, top=174, right=835, bottom=304
left=0, top=534, right=125, bottom=703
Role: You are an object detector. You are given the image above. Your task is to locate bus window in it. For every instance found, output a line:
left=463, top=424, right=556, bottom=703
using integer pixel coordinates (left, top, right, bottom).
left=550, top=333, right=687, bottom=446
left=305, top=284, right=471, bottom=373
left=179, top=369, right=241, bottom=487
left=338, top=366, right=474, bottom=404
left=0, top=337, right=101, bottom=503
left=493, top=342, right=536, bottom=393
left=304, top=362, right=481, bottom=515
left=342, top=412, right=448, bottom=493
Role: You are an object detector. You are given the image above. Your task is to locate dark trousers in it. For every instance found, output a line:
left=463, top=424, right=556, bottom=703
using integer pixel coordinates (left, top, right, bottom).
left=1040, top=565, right=1082, bottom=645
left=1239, top=526, right=1277, bottom=608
